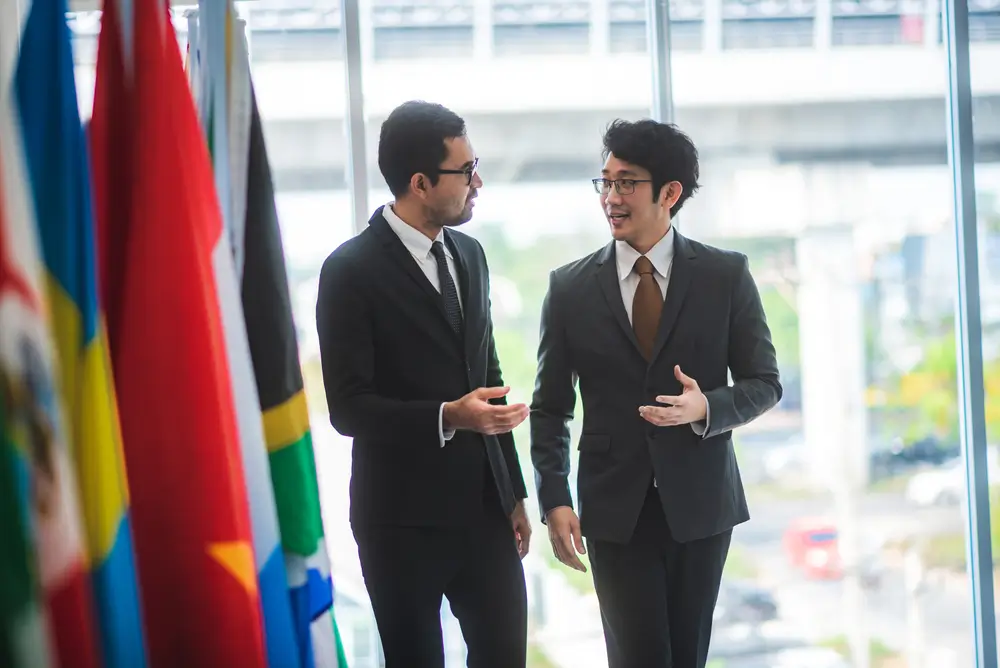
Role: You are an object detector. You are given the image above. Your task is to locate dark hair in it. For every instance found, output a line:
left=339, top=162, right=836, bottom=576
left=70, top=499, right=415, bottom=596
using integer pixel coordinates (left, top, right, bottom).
left=601, top=119, right=700, bottom=217
left=378, top=101, right=467, bottom=198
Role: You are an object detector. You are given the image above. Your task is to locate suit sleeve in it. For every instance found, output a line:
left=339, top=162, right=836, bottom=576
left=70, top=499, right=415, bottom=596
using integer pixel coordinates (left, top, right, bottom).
left=529, top=271, right=577, bottom=521
left=316, top=253, right=442, bottom=444
left=702, top=254, right=783, bottom=439
left=481, top=251, right=529, bottom=500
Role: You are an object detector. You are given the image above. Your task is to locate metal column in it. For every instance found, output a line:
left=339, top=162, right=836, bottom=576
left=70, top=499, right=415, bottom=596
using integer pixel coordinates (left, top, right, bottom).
left=342, top=0, right=370, bottom=236
left=646, top=0, right=674, bottom=123
left=942, top=0, right=998, bottom=664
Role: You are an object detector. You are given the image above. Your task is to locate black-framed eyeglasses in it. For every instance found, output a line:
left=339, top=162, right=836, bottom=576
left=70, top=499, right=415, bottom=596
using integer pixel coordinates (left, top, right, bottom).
left=592, top=177, right=652, bottom=196
left=439, top=158, right=479, bottom=186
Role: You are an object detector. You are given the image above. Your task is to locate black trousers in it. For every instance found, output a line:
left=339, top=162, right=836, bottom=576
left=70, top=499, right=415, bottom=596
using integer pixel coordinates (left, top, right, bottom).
left=353, top=475, right=527, bottom=668
left=587, top=484, right=732, bottom=668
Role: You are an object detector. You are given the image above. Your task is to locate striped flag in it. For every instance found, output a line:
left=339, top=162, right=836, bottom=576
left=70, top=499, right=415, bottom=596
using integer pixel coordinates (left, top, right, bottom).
left=1, top=7, right=102, bottom=667
left=244, top=83, right=349, bottom=668
left=0, top=148, right=56, bottom=668
left=189, top=3, right=302, bottom=666
left=89, top=1, right=268, bottom=666
left=189, top=6, right=349, bottom=666
left=13, top=3, right=148, bottom=667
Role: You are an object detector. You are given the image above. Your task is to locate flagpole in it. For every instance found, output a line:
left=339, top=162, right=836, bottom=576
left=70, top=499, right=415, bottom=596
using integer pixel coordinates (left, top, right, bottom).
left=200, top=0, right=232, bottom=238
left=343, top=0, right=370, bottom=235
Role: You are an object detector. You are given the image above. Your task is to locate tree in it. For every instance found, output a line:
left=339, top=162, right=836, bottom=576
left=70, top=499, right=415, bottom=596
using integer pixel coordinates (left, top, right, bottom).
left=884, top=333, right=1000, bottom=444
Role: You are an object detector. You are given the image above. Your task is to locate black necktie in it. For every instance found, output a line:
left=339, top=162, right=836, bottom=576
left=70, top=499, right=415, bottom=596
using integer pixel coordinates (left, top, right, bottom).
left=431, top=241, right=514, bottom=515
left=431, top=241, right=463, bottom=335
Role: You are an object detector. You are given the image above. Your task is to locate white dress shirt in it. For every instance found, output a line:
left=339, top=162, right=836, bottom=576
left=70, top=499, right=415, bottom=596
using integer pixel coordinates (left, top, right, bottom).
left=614, top=228, right=709, bottom=436
left=383, top=203, right=459, bottom=447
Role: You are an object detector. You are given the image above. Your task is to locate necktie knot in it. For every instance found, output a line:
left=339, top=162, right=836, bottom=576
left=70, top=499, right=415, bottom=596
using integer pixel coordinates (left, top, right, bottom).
left=634, top=255, right=655, bottom=277
left=431, top=240, right=447, bottom=262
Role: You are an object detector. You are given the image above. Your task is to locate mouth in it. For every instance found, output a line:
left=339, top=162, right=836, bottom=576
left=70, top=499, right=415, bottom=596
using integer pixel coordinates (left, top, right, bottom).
left=608, top=212, right=630, bottom=227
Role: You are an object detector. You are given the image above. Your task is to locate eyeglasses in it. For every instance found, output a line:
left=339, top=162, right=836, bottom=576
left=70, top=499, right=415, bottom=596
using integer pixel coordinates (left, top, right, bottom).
left=592, top=177, right=652, bottom=196
left=439, top=158, right=479, bottom=186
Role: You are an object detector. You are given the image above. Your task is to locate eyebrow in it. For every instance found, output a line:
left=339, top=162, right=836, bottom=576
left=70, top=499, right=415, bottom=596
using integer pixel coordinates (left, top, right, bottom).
left=600, top=169, right=639, bottom=178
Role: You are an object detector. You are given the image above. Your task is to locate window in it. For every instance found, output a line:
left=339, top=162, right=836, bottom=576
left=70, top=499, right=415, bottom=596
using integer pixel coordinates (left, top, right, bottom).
left=64, top=0, right=1000, bottom=665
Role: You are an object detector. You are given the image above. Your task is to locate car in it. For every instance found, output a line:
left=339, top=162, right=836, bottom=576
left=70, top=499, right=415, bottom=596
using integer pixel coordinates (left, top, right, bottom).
left=782, top=518, right=885, bottom=587
left=714, top=580, right=779, bottom=626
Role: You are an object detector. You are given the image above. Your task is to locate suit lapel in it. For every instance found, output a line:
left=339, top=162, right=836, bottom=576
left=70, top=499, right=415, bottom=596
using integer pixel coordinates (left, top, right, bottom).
left=369, top=208, right=452, bottom=329
left=650, top=231, right=696, bottom=363
left=596, top=243, right=644, bottom=358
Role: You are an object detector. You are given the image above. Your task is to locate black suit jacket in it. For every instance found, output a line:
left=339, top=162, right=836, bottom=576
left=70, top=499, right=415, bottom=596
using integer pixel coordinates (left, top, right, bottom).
left=316, top=207, right=528, bottom=529
left=530, top=231, right=782, bottom=544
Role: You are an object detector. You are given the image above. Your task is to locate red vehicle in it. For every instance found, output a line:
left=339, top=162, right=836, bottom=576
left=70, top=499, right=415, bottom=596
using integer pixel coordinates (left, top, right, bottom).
left=783, top=518, right=842, bottom=580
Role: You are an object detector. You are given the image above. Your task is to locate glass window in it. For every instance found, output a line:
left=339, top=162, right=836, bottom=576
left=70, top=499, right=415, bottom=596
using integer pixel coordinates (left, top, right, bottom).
left=672, top=1, right=978, bottom=666
left=964, top=0, right=1000, bottom=661
left=65, top=0, right=999, bottom=664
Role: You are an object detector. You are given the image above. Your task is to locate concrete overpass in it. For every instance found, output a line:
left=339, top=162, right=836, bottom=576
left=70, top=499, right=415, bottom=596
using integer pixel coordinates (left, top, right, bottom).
left=71, top=44, right=1000, bottom=188
left=67, top=1, right=1000, bottom=189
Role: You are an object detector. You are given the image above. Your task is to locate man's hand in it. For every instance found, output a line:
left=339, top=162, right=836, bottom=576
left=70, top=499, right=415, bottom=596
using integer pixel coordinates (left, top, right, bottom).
left=639, top=365, right=707, bottom=427
left=442, top=386, right=529, bottom=435
left=510, top=501, right=532, bottom=559
left=546, top=506, right=587, bottom=572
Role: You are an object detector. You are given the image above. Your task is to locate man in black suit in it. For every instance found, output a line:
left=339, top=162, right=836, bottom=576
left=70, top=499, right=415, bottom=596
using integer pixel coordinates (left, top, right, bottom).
left=316, top=101, right=532, bottom=668
left=530, top=119, right=782, bottom=668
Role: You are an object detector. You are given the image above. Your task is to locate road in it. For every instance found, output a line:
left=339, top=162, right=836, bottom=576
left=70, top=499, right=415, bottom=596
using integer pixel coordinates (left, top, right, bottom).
left=535, top=492, right=976, bottom=667
left=740, top=492, right=974, bottom=666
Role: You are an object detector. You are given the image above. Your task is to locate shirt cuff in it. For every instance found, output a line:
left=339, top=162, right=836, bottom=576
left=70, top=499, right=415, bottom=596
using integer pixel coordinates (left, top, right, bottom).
left=690, top=396, right=710, bottom=437
left=439, top=403, right=456, bottom=448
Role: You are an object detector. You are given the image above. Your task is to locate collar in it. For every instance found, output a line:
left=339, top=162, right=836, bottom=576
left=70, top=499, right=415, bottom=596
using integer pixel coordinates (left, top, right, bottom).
left=615, top=226, right=675, bottom=281
left=383, top=202, right=451, bottom=260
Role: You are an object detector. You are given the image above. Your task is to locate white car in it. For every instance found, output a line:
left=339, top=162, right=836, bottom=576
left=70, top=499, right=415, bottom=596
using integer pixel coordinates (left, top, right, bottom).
left=904, top=447, right=998, bottom=507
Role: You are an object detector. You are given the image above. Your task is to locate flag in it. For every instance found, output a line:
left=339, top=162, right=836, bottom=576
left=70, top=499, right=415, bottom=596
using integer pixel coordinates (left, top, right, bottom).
left=190, top=3, right=302, bottom=665
left=13, top=2, right=147, bottom=667
left=1, top=9, right=102, bottom=668
left=89, top=1, right=268, bottom=666
left=243, top=85, right=349, bottom=668
left=0, top=147, right=56, bottom=668
left=193, top=6, right=349, bottom=665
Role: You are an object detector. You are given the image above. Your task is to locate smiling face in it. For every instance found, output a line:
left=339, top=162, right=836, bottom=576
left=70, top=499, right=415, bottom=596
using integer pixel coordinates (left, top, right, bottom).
left=599, top=152, right=681, bottom=254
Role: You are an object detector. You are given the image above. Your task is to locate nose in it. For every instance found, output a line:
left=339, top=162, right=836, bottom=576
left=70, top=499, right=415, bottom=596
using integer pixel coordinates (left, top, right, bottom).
left=605, top=187, right=623, bottom=206
left=472, top=170, right=483, bottom=189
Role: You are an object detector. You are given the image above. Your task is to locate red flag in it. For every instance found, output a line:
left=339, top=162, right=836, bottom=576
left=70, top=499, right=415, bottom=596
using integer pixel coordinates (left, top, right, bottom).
left=88, top=0, right=132, bottom=325
left=89, top=2, right=268, bottom=666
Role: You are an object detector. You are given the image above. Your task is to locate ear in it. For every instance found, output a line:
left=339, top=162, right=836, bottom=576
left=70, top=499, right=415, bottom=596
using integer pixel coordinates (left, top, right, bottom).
left=659, top=181, right=683, bottom=211
left=410, top=173, right=431, bottom=199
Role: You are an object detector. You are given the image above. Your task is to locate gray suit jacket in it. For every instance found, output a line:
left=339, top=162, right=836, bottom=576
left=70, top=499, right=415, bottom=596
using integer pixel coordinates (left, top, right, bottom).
left=529, top=231, right=782, bottom=544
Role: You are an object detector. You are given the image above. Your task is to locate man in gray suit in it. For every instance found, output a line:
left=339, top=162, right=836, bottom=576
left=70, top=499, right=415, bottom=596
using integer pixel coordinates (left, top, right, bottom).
left=530, top=119, right=782, bottom=668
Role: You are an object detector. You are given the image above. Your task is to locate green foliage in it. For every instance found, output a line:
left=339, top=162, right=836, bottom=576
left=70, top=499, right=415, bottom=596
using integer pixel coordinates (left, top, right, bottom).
left=819, top=635, right=899, bottom=665
left=526, top=642, right=559, bottom=668
left=722, top=543, right=759, bottom=580
left=881, top=334, right=1000, bottom=444
left=759, top=286, right=800, bottom=369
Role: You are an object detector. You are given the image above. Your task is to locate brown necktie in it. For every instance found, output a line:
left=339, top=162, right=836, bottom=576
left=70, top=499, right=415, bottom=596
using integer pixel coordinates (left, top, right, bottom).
left=632, top=256, right=662, bottom=360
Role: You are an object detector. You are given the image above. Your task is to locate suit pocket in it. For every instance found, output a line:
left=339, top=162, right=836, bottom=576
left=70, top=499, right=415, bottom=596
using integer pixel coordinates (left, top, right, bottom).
left=577, top=434, right=611, bottom=453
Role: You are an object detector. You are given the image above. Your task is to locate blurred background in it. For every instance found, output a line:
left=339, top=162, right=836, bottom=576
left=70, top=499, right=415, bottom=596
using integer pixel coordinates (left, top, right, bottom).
left=65, top=0, right=1000, bottom=665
